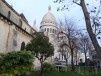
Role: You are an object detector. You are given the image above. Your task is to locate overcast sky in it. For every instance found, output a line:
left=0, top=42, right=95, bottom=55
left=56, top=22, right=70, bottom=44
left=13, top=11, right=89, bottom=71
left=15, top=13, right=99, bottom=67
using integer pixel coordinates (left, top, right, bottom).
left=5, top=0, right=99, bottom=30
left=5, top=0, right=59, bottom=29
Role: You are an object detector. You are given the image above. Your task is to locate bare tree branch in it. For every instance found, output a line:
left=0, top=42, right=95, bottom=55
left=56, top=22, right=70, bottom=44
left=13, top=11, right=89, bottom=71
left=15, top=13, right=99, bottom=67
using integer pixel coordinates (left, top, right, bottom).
left=96, top=30, right=101, bottom=36
left=73, top=0, right=81, bottom=6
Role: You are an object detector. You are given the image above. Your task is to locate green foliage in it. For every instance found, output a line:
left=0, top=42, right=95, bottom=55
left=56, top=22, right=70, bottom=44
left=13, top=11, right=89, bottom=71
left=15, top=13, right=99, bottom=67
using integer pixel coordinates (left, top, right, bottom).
left=26, top=32, right=54, bottom=61
left=76, top=66, right=101, bottom=76
left=0, top=51, right=34, bottom=76
left=26, top=32, right=54, bottom=76
left=33, top=71, right=82, bottom=76
left=43, top=62, right=56, bottom=72
left=25, top=69, right=101, bottom=76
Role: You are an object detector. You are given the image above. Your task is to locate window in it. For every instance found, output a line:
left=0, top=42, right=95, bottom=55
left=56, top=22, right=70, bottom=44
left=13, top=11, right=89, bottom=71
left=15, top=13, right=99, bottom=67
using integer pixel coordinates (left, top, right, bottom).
left=8, top=11, right=11, bottom=19
left=19, top=19, right=22, bottom=27
left=20, top=42, right=25, bottom=50
left=45, top=28, right=46, bottom=31
left=52, top=29, right=54, bottom=33
left=50, top=28, right=52, bottom=33
left=47, top=28, right=49, bottom=32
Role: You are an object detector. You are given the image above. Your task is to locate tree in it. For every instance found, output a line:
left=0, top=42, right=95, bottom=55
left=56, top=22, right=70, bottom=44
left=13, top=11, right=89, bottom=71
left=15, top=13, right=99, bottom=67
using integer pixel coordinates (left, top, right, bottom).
left=25, top=32, right=54, bottom=76
left=79, top=33, right=92, bottom=64
left=58, top=18, right=79, bottom=71
left=91, top=1, right=101, bottom=38
left=54, top=0, right=101, bottom=60
left=57, top=25, right=70, bottom=66
left=65, top=26, right=78, bottom=71
left=80, top=0, right=101, bottom=60
left=0, top=51, right=33, bottom=76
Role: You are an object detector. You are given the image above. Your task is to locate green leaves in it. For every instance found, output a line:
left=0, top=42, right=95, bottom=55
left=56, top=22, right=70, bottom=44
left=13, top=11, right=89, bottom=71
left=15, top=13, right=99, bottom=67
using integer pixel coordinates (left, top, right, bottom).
left=0, top=51, right=34, bottom=75
left=43, top=63, right=56, bottom=72
left=26, top=32, right=54, bottom=61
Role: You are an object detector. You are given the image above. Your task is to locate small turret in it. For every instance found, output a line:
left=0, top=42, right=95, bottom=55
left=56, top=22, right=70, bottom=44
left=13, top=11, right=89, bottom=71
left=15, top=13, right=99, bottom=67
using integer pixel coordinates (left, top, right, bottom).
left=48, top=5, right=51, bottom=11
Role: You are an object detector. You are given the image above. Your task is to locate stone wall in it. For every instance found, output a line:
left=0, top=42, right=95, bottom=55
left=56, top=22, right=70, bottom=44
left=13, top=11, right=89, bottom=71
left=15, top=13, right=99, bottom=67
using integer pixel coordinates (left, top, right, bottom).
left=0, top=17, right=34, bottom=52
left=0, top=0, right=36, bottom=53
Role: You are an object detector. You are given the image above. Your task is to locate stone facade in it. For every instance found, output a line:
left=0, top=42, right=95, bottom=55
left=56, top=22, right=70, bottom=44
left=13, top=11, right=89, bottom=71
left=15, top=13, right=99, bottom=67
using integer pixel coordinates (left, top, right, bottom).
left=40, top=6, right=84, bottom=65
left=0, top=0, right=36, bottom=53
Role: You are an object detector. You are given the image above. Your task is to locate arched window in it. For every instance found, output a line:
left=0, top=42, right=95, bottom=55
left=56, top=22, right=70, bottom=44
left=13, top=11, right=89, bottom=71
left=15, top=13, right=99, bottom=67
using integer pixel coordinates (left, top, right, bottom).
left=20, top=42, right=25, bottom=50
left=45, top=28, right=46, bottom=31
left=19, top=19, right=22, bottom=27
left=47, top=28, right=49, bottom=32
left=8, top=11, right=11, bottom=19
left=53, top=29, right=54, bottom=33
left=50, top=28, right=52, bottom=33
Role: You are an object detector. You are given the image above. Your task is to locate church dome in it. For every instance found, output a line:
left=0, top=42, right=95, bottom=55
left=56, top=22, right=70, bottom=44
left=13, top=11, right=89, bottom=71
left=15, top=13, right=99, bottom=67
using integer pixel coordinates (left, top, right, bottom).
left=41, top=6, right=56, bottom=25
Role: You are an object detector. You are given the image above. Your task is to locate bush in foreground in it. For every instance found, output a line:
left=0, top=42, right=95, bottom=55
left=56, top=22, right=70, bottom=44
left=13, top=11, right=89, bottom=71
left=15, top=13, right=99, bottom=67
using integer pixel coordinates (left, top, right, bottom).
left=0, top=51, right=34, bottom=76
left=43, top=62, right=56, bottom=72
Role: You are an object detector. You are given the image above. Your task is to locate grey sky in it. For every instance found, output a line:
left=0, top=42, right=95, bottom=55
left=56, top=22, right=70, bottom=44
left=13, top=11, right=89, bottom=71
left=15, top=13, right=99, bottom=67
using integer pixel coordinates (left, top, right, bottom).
left=5, top=0, right=99, bottom=31
left=5, top=0, right=58, bottom=29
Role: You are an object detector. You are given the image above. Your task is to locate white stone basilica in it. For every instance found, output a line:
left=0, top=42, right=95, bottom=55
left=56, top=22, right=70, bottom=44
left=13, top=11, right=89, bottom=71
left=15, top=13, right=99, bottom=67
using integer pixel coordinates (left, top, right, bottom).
left=39, top=6, right=82, bottom=66
left=40, top=6, right=59, bottom=60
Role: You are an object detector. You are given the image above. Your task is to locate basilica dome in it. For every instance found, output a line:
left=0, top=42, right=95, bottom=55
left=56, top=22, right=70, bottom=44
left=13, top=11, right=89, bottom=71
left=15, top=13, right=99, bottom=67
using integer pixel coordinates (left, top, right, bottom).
left=41, top=6, right=56, bottom=25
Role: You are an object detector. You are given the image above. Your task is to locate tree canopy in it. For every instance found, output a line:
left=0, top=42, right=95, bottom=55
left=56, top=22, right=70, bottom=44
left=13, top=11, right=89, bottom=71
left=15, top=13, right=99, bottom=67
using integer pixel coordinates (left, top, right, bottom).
left=26, top=32, right=54, bottom=61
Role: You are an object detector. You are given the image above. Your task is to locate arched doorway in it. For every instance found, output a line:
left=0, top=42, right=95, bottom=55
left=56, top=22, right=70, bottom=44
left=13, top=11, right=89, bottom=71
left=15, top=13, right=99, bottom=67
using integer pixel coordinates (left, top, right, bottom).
left=20, top=42, right=25, bottom=50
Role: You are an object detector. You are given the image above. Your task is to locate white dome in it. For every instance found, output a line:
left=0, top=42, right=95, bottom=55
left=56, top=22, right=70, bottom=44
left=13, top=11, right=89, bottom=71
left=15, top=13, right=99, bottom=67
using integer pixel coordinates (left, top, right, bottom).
left=41, top=6, right=56, bottom=25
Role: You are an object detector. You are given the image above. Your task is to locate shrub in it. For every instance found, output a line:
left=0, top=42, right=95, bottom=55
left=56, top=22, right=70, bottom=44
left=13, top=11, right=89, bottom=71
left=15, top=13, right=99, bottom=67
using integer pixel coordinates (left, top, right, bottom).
left=43, top=62, right=56, bottom=72
left=0, top=51, right=34, bottom=76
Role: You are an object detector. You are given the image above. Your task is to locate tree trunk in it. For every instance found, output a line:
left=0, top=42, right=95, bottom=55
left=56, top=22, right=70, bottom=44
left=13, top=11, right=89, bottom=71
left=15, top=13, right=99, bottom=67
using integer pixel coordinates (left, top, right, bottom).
left=40, top=61, right=44, bottom=76
left=64, top=54, right=68, bottom=66
left=71, top=49, right=75, bottom=71
left=84, top=52, right=87, bottom=65
left=80, top=0, right=101, bottom=59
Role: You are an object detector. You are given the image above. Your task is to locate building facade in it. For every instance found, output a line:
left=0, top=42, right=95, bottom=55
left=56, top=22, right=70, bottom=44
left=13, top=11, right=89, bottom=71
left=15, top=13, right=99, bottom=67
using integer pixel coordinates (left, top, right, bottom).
left=40, top=6, right=83, bottom=65
left=0, top=0, right=36, bottom=53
